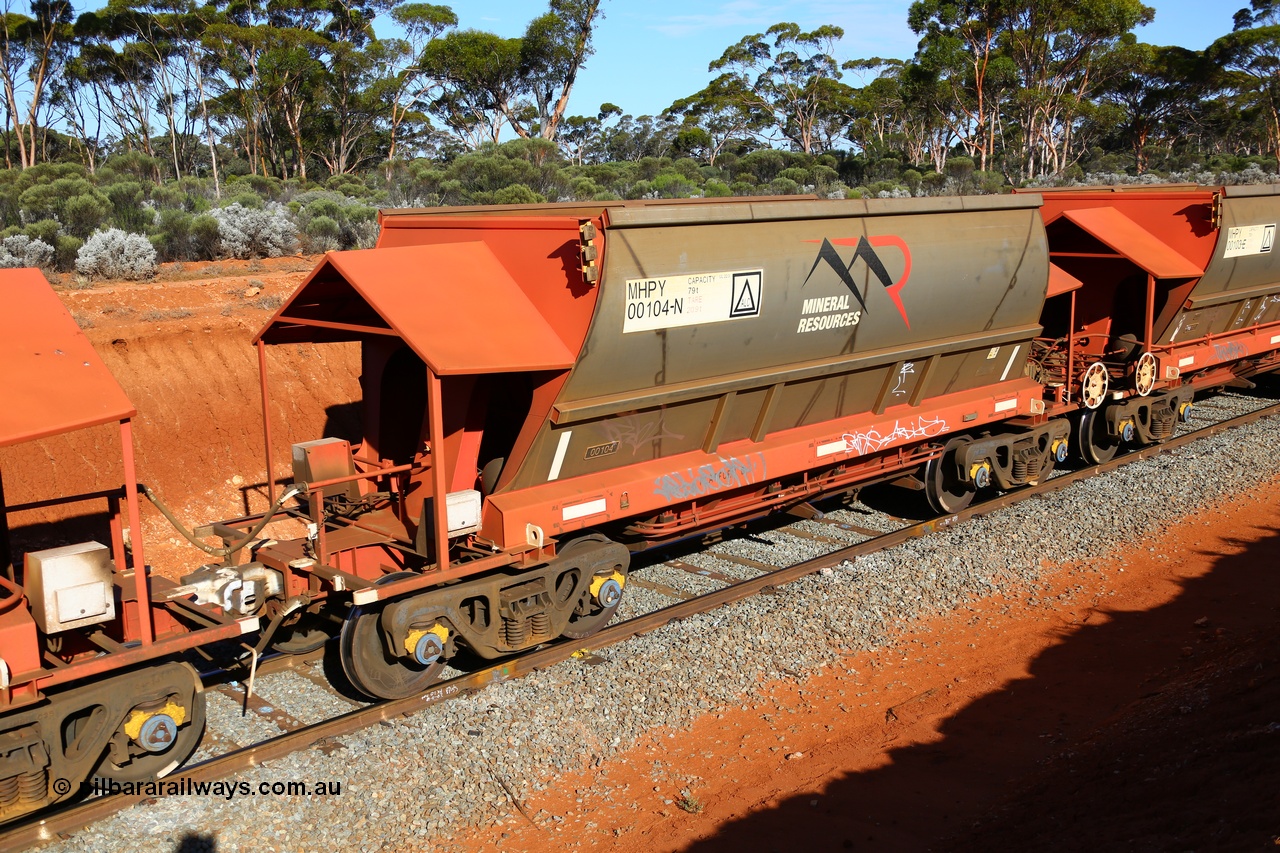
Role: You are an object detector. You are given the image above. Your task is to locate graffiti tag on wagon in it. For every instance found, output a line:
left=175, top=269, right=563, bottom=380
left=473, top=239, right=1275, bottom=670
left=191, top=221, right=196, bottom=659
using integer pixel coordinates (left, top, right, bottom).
left=824, top=415, right=948, bottom=457
left=653, top=453, right=767, bottom=502
left=603, top=414, right=685, bottom=456
left=1211, top=341, right=1248, bottom=363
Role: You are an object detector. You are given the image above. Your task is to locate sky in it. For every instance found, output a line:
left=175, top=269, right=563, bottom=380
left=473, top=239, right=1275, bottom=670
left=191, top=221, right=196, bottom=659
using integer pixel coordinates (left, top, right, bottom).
left=456, top=0, right=1242, bottom=120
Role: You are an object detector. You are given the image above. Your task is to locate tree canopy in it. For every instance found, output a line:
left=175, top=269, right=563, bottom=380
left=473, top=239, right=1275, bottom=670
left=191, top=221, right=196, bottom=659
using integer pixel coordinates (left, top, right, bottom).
left=0, top=0, right=1271, bottom=195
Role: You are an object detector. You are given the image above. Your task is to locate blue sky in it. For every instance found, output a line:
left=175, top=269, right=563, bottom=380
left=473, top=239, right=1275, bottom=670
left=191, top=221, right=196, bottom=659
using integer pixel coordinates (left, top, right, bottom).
left=457, top=0, right=1241, bottom=119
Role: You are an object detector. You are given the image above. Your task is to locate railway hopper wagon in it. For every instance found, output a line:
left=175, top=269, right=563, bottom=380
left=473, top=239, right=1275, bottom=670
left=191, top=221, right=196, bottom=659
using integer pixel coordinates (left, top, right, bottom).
left=1019, top=184, right=1280, bottom=464
left=3, top=188, right=1280, bottom=826
left=0, top=270, right=252, bottom=825
left=244, top=193, right=1061, bottom=693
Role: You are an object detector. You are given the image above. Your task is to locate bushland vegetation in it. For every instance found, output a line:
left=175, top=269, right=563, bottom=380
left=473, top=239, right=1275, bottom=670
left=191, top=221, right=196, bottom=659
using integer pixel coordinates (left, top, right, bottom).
left=1, top=0, right=1276, bottom=277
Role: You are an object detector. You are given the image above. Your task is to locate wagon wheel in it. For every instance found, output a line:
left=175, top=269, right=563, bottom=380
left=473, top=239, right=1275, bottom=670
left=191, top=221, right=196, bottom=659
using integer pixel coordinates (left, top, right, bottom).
left=1073, top=408, right=1120, bottom=465
left=1133, top=351, right=1157, bottom=396
left=97, top=690, right=207, bottom=783
left=923, top=435, right=975, bottom=515
left=340, top=572, right=445, bottom=700
left=560, top=534, right=629, bottom=641
left=1079, top=361, right=1110, bottom=409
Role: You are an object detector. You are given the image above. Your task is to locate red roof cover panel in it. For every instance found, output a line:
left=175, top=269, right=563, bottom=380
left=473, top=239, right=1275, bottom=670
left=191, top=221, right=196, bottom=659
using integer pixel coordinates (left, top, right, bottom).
left=1046, top=262, right=1084, bottom=298
left=0, top=268, right=135, bottom=447
left=256, top=243, right=577, bottom=374
left=1061, top=207, right=1204, bottom=279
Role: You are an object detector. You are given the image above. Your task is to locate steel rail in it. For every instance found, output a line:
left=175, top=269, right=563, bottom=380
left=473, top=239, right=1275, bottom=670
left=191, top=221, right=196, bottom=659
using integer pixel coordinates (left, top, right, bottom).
left=7, top=396, right=1280, bottom=851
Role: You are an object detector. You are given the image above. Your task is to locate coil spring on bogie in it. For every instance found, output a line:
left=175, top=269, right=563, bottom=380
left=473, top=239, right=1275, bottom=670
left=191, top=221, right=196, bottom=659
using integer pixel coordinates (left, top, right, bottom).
left=18, top=769, right=46, bottom=803
left=502, top=616, right=526, bottom=647
left=0, top=773, right=18, bottom=808
left=1012, top=454, right=1030, bottom=482
left=1151, top=410, right=1176, bottom=440
left=530, top=611, right=550, bottom=638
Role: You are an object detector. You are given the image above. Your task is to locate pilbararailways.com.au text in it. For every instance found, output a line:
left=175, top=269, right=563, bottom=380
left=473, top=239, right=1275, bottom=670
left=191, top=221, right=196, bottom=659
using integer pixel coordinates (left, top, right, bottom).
left=91, top=778, right=343, bottom=799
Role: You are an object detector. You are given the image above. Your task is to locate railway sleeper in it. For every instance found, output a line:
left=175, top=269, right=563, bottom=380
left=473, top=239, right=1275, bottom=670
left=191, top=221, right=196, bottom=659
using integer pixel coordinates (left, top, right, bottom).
left=0, top=662, right=203, bottom=824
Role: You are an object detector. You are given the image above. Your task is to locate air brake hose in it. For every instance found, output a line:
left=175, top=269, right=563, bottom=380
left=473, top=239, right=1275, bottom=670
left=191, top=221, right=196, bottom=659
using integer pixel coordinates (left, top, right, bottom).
left=138, top=482, right=303, bottom=558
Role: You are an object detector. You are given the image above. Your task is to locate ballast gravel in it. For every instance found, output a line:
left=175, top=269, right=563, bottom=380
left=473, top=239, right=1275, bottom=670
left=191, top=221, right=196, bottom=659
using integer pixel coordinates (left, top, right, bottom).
left=41, top=398, right=1280, bottom=853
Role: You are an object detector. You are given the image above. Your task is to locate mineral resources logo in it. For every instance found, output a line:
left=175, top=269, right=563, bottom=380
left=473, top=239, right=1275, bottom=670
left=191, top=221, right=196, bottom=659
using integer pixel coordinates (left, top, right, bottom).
left=802, top=235, right=913, bottom=329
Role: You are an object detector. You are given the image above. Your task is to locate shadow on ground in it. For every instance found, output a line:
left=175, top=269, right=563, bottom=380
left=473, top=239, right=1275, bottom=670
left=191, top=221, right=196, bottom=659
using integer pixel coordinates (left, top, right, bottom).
left=682, top=522, right=1280, bottom=852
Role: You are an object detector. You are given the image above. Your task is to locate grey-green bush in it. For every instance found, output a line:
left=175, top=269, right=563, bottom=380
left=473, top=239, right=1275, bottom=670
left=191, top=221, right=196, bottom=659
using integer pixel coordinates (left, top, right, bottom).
left=0, top=235, right=54, bottom=268
left=211, top=203, right=297, bottom=259
left=76, top=229, right=158, bottom=280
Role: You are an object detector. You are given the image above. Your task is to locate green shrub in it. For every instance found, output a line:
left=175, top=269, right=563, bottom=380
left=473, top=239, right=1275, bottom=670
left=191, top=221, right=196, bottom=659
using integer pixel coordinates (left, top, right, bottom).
left=228, top=174, right=282, bottom=198
left=104, top=182, right=149, bottom=232
left=670, top=158, right=703, bottom=180
left=946, top=156, right=976, bottom=184
left=19, top=177, right=95, bottom=222
left=489, top=184, right=545, bottom=205
left=190, top=214, right=221, bottom=259
left=573, top=175, right=601, bottom=198
left=62, top=194, right=111, bottom=239
left=703, top=180, right=733, bottom=197
left=974, top=170, right=1006, bottom=194
left=778, top=167, right=810, bottom=185
left=150, top=183, right=187, bottom=209
left=23, top=219, right=60, bottom=246
left=922, top=171, right=947, bottom=194
left=305, top=198, right=342, bottom=221
left=651, top=171, right=698, bottom=198
left=812, top=165, right=840, bottom=191
left=325, top=174, right=369, bottom=197
left=225, top=192, right=265, bottom=209
left=766, top=176, right=801, bottom=196
left=101, top=151, right=161, bottom=182
left=154, top=209, right=193, bottom=261
left=304, top=214, right=342, bottom=251
left=55, top=235, right=83, bottom=272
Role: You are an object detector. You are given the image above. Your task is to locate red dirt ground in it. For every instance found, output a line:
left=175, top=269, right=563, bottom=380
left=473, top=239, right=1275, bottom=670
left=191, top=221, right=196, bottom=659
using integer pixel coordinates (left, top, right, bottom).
left=457, top=480, right=1280, bottom=852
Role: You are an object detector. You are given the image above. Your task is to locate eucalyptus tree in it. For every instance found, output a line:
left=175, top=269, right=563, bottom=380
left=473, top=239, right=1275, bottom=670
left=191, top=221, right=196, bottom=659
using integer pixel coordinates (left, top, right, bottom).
left=999, top=0, right=1154, bottom=178
left=374, top=3, right=456, bottom=168
left=518, top=0, right=602, bottom=140
left=69, top=6, right=165, bottom=169
left=420, top=28, right=522, bottom=147
left=0, top=0, right=74, bottom=168
left=76, top=0, right=219, bottom=181
left=1209, top=0, right=1280, bottom=166
left=907, top=0, right=1015, bottom=172
left=664, top=74, right=769, bottom=165
left=310, top=0, right=403, bottom=176
left=559, top=102, right=619, bottom=164
left=1096, top=43, right=1200, bottom=172
left=706, top=22, right=853, bottom=154
left=421, top=0, right=603, bottom=148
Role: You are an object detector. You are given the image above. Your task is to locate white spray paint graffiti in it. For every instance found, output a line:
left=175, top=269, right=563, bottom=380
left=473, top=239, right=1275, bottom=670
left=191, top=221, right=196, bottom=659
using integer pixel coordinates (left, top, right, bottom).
left=653, top=453, right=767, bottom=502
left=891, top=362, right=915, bottom=396
left=1211, top=340, right=1248, bottom=363
left=603, top=414, right=686, bottom=456
left=839, top=415, right=948, bottom=456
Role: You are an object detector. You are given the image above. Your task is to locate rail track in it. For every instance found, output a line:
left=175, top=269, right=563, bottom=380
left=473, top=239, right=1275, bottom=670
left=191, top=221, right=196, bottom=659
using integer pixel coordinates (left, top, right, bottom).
left=7, top=388, right=1280, bottom=852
